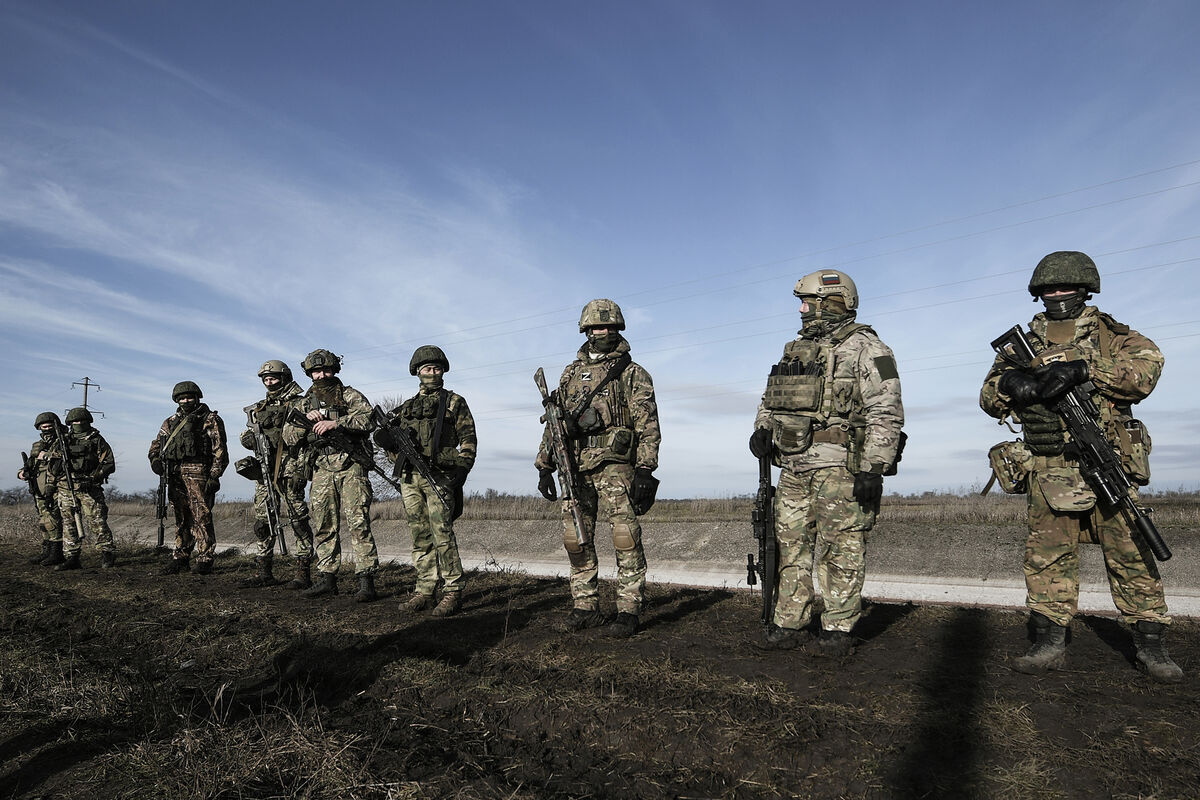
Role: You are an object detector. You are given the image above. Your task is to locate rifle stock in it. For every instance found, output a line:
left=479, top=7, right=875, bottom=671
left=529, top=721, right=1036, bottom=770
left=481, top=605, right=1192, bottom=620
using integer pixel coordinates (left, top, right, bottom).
left=535, top=368, right=589, bottom=547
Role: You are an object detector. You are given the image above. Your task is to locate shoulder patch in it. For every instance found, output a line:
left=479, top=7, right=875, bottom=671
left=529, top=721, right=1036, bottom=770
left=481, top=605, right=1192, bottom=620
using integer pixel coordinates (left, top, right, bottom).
left=873, top=355, right=899, bottom=381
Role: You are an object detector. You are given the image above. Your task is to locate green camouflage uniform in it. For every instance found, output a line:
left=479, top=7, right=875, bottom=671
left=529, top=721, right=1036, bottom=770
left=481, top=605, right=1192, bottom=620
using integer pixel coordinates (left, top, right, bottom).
left=148, top=404, right=229, bottom=565
left=48, top=427, right=117, bottom=557
left=282, top=379, right=379, bottom=577
left=980, top=306, right=1169, bottom=627
left=536, top=337, right=660, bottom=615
left=24, top=433, right=63, bottom=542
left=240, top=380, right=313, bottom=560
left=755, top=319, right=904, bottom=634
left=385, top=387, right=477, bottom=596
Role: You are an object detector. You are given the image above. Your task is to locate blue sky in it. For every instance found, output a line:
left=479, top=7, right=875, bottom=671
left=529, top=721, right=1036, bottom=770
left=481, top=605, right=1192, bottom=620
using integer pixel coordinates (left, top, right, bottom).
left=2, top=0, right=1198, bottom=499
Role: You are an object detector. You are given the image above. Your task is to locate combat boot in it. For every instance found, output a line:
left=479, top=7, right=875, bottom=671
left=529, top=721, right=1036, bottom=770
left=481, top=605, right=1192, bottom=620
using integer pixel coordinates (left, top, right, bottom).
left=399, top=593, right=434, bottom=612
left=1133, top=620, right=1184, bottom=684
left=30, top=540, right=51, bottom=565
left=100, top=551, right=117, bottom=569
left=353, top=574, right=378, bottom=603
left=40, top=541, right=65, bottom=567
left=286, top=558, right=312, bottom=590
left=809, top=628, right=855, bottom=657
left=1013, top=612, right=1067, bottom=674
left=754, top=625, right=809, bottom=651
left=603, top=612, right=639, bottom=639
left=430, top=592, right=462, bottom=617
left=303, top=571, right=338, bottom=598
left=161, top=557, right=188, bottom=575
left=55, top=551, right=82, bottom=571
left=238, top=557, right=277, bottom=588
left=561, top=608, right=607, bottom=632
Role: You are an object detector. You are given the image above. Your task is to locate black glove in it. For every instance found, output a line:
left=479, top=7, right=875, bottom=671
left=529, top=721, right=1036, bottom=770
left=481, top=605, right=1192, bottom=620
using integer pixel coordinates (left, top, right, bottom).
left=206, top=477, right=221, bottom=496
left=631, top=468, right=659, bottom=515
left=997, top=369, right=1042, bottom=406
left=748, top=428, right=773, bottom=458
left=372, top=426, right=398, bottom=452
left=852, top=472, right=883, bottom=505
left=537, top=469, right=557, bottom=501
left=1037, top=359, right=1089, bottom=399
left=150, top=458, right=164, bottom=476
left=450, top=465, right=470, bottom=489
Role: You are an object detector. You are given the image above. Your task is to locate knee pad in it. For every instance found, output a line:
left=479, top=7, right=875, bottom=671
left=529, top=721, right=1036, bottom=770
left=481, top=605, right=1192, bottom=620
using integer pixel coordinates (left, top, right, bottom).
left=612, top=523, right=639, bottom=552
left=563, top=528, right=584, bottom=554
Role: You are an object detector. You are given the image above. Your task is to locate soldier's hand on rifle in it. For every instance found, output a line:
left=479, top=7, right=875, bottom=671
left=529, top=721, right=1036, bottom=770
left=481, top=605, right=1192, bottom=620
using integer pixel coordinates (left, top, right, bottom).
left=1037, top=359, right=1089, bottom=399
left=998, top=369, right=1042, bottom=406
left=239, top=430, right=256, bottom=450
left=537, top=468, right=557, bottom=501
left=852, top=471, right=884, bottom=505
left=372, top=426, right=398, bottom=451
left=748, top=428, right=773, bottom=458
left=313, top=419, right=337, bottom=436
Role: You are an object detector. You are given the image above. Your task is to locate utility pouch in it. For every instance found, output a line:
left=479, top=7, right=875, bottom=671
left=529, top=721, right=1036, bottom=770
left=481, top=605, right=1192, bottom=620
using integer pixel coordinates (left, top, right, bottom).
left=575, top=405, right=604, bottom=435
left=770, top=413, right=814, bottom=457
left=763, top=373, right=823, bottom=412
left=1035, top=467, right=1097, bottom=512
left=1115, top=418, right=1152, bottom=486
left=610, top=428, right=633, bottom=457
left=984, top=440, right=1032, bottom=495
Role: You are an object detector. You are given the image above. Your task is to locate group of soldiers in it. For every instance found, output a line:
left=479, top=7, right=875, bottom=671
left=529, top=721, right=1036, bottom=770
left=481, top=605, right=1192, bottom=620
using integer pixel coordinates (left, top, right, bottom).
left=16, top=251, right=1184, bottom=679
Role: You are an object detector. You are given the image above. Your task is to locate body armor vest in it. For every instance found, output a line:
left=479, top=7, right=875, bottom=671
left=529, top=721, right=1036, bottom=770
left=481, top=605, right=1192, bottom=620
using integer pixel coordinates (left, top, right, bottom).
left=763, top=323, right=872, bottom=421
left=161, top=404, right=213, bottom=462
left=65, top=432, right=101, bottom=475
left=397, top=390, right=458, bottom=462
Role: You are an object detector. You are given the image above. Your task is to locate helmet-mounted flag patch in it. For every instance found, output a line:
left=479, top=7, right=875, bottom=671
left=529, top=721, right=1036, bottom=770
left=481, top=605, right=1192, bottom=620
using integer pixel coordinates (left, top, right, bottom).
left=821, top=273, right=841, bottom=286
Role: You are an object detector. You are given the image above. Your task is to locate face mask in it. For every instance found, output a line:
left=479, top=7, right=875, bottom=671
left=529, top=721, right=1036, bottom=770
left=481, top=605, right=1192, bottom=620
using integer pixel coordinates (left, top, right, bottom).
left=418, top=373, right=444, bottom=390
left=71, top=422, right=90, bottom=433
left=587, top=330, right=620, bottom=353
left=1042, top=289, right=1088, bottom=320
left=800, top=296, right=850, bottom=333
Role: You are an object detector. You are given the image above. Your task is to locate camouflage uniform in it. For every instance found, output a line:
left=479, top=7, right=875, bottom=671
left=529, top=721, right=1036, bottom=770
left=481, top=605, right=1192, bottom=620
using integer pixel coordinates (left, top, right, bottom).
left=754, top=272, right=904, bottom=639
left=49, top=422, right=117, bottom=559
left=22, top=428, right=63, bottom=549
left=240, top=378, right=313, bottom=561
left=980, top=306, right=1168, bottom=627
left=148, top=400, right=229, bottom=568
left=282, top=377, right=379, bottom=579
left=536, top=336, right=661, bottom=617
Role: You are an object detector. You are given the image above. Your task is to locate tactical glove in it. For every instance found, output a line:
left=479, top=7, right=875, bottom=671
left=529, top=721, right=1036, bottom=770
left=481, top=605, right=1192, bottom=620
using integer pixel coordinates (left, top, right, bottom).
left=373, top=426, right=398, bottom=452
left=538, top=469, right=557, bottom=501
left=852, top=472, right=883, bottom=505
left=748, top=428, right=773, bottom=458
left=631, top=468, right=659, bottom=515
left=450, top=465, right=470, bottom=489
left=150, top=458, right=164, bottom=476
left=1037, top=359, right=1089, bottom=399
left=206, top=477, right=221, bottom=496
left=239, top=430, right=256, bottom=450
left=997, top=369, right=1042, bottom=406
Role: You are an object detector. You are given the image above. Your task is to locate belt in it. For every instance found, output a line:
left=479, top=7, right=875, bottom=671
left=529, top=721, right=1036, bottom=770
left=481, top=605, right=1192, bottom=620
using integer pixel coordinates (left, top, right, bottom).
left=811, top=427, right=850, bottom=445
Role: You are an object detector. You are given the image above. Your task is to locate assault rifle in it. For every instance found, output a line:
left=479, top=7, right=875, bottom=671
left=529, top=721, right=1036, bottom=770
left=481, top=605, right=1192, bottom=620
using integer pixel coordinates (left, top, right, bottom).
left=154, top=432, right=171, bottom=551
left=534, top=368, right=588, bottom=546
left=51, top=421, right=87, bottom=540
left=369, top=406, right=453, bottom=515
left=20, top=451, right=41, bottom=500
left=746, top=452, right=778, bottom=626
left=285, top=407, right=406, bottom=493
left=991, top=324, right=1171, bottom=562
left=243, top=405, right=289, bottom=556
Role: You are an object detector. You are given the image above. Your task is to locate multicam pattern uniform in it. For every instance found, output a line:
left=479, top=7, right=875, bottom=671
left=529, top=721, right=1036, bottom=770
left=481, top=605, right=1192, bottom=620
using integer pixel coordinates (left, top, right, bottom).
left=386, top=388, right=477, bottom=596
left=49, top=428, right=117, bottom=557
left=755, top=321, right=904, bottom=633
left=240, top=380, right=313, bottom=560
left=536, top=337, right=660, bottom=616
left=148, top=405, right=229, bottom=565
left=282, top=380, right=379, bottom=577
left=25, top=433, right=63, bottom=543
left=980, top=306, right=1169, bottom=627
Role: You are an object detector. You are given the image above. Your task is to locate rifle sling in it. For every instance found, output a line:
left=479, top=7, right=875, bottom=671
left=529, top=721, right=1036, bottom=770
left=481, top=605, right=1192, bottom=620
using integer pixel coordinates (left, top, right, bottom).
left=568, top=354, right=632, bottom=421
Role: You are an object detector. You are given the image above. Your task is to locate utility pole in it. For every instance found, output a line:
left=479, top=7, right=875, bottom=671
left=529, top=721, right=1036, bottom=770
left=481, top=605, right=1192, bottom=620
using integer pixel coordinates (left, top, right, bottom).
left=71, top=377, right=104, bottom=418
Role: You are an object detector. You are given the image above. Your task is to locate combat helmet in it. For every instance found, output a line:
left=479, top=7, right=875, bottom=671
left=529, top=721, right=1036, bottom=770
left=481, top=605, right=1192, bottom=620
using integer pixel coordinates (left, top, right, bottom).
left=172, top=381, right=203, bottom=400
left=793, top=270, right=859, bottom=310
left=1028, top=251, right=1101, bottom=296
left=301, top=349, right=341, bottom=375
left=409, top=345, right=450, bottom=376
left=65, top=407, right=94, bottom=424
left=579, top=299, right=626, bottom=332
left=35, top=411, right=61, bottom=429
left=257, top=359, right=293, bottom=382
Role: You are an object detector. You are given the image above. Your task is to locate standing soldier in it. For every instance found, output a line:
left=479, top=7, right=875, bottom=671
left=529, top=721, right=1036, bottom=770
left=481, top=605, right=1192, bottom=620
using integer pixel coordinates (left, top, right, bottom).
left=281, top=349, right=381, bottom=602
left=148, top=382, right=229, bottom=575
left=379, top=346, right=477, bottom=617
left=536, top=299, right=661, bottom=638
left=51, top=407, right=117, bottom=570
left=980, top=251, right=1181, bottom=683
left=236, top=360, right=315, bottom=589
left=17, top=412, right=65, bottom=566
left=750, top=271, right=904, bottom=656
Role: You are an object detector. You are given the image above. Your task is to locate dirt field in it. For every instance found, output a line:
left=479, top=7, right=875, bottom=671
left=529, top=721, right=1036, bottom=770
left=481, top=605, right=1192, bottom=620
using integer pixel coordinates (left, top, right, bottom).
left=1, top=505, right=1197, bottom=800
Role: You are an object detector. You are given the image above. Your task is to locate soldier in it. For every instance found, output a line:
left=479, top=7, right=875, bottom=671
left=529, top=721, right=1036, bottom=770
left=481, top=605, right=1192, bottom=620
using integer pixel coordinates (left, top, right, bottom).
left=148, top=381, right=229, bottom=575
left=750, top=270, right=904, bottom=656
left=236, top=360, right=315, bottom=589
left=17, top=412, right=65, bottom=566
left=50, top=407, right=117, bottom=570
left=980, top=251, right=1181, bottom=683
left=536, top=299, right=661, bottom=638
left=281, top=349, right=381, bottom=602
left=379, top=346, right=477, bottom=617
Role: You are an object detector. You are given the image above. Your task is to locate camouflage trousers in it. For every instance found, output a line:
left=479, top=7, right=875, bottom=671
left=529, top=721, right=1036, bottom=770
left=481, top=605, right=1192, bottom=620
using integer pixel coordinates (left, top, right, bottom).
left=34, top=490, right=63, bottom=542
left=169, top=464, right=217, bottom=563
left=773, top=465, right=876, bottom=634
left=252, top=475, right=313, bottom=561
left=559, top=462, right=646, bottom=615
left=402, top=470, right=463, bottom=596
left=309, top=463, right=378, bottom=576
left=58, top=484, right=114, bottom=556
left=1025, top=474, right=1169, bottom=627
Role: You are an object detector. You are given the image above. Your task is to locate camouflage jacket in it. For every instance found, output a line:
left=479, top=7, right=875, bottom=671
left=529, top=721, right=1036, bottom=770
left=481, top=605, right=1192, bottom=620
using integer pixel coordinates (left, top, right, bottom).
left=148, top=404, right=229, bottom=479
left=755, top=319, right=904, bottom=473
left=240, top=380, right=309, bottom=478
left=980, top=306, right=1162, bottom=458
left=536, top=337, right=660, bottom=473
left=384, top=387, right=477, bottom=472
left=282, top=379, right=375, bottom=474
